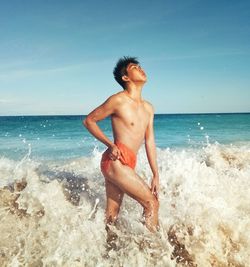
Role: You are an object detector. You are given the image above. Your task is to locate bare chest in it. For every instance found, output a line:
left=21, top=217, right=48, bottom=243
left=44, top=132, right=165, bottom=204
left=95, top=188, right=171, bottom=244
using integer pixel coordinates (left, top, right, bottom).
left=113, top=103, right=150, bottom=131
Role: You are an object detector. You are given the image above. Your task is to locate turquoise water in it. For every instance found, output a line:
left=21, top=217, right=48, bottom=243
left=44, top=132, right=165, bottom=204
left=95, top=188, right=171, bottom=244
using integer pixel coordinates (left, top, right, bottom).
left=0, top=113, right=249, bottom=160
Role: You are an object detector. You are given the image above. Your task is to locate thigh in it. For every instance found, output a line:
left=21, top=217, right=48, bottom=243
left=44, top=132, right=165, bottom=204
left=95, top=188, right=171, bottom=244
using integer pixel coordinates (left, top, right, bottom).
left=105, top=159, right=154, bottom=206
left=105, top=179, right=124, bottom=208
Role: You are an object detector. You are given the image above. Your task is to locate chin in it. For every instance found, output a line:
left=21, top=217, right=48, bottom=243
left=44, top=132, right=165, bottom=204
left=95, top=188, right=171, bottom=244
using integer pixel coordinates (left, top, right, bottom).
left=136, top=77, right=147, bottom=84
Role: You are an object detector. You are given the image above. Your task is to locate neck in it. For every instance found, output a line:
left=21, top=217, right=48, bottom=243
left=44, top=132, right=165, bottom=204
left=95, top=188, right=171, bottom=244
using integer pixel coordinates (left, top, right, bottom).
left=124, top=82, right=144, bottom=102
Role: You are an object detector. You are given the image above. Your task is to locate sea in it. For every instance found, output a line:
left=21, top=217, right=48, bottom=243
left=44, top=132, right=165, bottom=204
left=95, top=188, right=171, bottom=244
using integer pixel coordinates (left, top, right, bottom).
left=0, top=113, right=250, bottom=267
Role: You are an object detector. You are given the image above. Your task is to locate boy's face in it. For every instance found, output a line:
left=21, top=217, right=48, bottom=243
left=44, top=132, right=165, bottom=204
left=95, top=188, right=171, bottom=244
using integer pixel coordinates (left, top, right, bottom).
left=123, top=63, right=147, bottom=83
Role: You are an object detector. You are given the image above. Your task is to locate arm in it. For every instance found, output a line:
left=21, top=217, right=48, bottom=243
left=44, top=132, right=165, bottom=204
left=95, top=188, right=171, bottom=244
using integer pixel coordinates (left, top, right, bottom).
left=83, top=94, right=120, bottom=149
left=145, top=105, right=159, bottom=198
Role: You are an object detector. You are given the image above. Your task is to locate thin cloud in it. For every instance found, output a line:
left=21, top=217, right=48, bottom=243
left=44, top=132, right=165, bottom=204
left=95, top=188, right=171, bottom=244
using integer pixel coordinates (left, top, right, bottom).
left=0, top=60, right=33, bottom=71
left=0, top=59, right=113, bottom=81
left=0, top=66, right=73, bottom=81
left=0, top=98, right=17, bottom=104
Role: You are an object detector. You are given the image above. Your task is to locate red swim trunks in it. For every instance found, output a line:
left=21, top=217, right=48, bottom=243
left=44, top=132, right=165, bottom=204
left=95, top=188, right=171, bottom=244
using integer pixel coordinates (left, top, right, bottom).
left=101, top=141, right=137, bottom=173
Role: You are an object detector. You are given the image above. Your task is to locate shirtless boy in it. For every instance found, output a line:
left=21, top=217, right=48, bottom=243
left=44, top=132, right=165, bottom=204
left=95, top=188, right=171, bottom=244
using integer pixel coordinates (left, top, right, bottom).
left=83, top=56, right=159, bottom=232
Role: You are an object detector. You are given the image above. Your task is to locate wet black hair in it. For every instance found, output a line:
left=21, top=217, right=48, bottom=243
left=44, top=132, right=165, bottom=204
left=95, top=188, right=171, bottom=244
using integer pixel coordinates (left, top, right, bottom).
left=113, top=56, right=139, bottom=89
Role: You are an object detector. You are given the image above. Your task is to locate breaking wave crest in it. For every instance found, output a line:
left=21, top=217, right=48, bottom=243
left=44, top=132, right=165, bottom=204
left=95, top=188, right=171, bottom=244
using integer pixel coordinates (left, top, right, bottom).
left=0, top=142, right=250, bottom=266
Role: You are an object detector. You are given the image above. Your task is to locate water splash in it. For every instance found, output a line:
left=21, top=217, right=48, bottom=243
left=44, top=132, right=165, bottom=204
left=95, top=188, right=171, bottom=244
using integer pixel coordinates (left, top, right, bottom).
left=0, top=143, right=250, bottom=266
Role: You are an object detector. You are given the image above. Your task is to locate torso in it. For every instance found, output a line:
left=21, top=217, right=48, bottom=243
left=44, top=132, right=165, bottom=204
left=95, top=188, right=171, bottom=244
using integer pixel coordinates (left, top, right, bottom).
left=111, top=91, right=152, bottom=154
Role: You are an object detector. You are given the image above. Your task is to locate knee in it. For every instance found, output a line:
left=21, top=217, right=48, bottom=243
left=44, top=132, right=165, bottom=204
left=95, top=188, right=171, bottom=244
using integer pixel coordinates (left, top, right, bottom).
left=144, top=196, right=159, bottom=211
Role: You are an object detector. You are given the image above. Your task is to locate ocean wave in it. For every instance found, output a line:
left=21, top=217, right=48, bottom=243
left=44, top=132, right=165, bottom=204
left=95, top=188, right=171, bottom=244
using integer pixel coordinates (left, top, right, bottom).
left=0, top=143, right=250, bottom=266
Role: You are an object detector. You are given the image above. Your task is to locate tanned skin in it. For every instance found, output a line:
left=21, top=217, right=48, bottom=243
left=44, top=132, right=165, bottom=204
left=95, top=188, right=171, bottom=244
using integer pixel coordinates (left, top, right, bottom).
left=83, top=62, right=159, bottom=232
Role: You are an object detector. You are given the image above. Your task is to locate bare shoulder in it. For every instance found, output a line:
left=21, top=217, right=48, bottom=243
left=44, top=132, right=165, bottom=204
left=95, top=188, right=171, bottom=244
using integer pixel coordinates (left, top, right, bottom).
left=143, top=100, right=155, bottom=115
left=105, top=91, right=124, bottom=105
left=115, top=91, right=128, bottom=99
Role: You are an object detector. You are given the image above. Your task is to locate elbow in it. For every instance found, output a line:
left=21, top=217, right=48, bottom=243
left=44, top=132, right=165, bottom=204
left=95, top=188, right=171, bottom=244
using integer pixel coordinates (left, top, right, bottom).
left=82, top=117, right=90, bottom=128
left=82, top=116, right=94, bottom=128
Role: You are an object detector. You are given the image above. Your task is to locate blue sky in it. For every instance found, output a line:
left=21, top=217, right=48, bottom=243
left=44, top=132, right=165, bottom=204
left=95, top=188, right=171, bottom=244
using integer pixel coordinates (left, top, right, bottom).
left=0, top=0, right=249, bottom=115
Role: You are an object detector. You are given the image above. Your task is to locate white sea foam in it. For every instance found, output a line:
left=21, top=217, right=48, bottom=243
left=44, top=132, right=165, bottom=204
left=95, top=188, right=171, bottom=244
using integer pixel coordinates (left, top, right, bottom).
left=0, top=142, right=250, bottom=266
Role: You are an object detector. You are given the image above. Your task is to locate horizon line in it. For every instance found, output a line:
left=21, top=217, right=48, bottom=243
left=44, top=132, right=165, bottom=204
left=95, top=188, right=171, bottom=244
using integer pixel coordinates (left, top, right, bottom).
left=0, top=111, right=250, bottom=117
